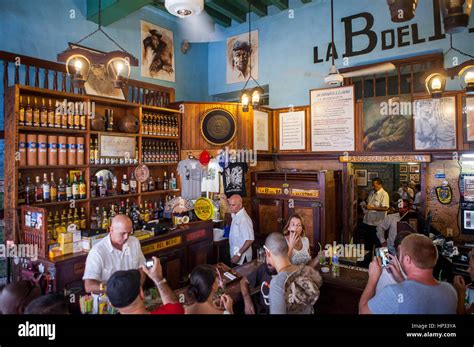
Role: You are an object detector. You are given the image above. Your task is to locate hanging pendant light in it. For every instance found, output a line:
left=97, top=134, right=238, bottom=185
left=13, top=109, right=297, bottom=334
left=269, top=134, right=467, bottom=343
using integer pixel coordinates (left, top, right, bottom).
left=440, top=0, right=472, bottom=34
left=459, top=65, right=474, bottom=94
left=107, top=57, right=131, bottom=89
left=65, top=55, right=90, bottom=88
left=424, top=71, right=447, bottom=98
left=386, top=0, right=418, bottom=23
left=324, top=0, right=344, bottom=86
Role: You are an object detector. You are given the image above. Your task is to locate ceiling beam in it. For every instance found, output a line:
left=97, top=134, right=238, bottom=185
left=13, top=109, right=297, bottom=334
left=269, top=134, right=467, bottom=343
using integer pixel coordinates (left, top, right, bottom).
left=87, top=0, right=153, bottom=26
left=234, top=0, right=268, bottom=17
left=267, top=0, right=289, bottom=11
left=204, top=5, right=232, bottom=27
left=206, top=0, right=247, bottom=23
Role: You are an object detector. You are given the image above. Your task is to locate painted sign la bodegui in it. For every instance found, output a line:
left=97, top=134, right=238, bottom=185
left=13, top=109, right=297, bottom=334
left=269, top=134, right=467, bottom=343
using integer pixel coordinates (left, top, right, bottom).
left=313, top=0, right=474, bottom=64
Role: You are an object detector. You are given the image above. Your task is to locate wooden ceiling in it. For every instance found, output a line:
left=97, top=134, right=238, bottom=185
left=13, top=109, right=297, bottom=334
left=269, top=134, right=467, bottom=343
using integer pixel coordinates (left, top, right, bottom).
left=87, top=0, right=314, bottom=28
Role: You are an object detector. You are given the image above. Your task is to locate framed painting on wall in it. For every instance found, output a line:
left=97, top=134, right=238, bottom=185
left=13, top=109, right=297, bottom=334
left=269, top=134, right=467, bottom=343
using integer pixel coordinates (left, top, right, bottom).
left=355, top=169, right=368, bottom=187
left=410, top=173, right=420, bottom=183
left=226, top=30, right=258, bottom=84
left=368, top=172, right=378, bottom=182
left=400, top=164, right=408, bottom=173
left=414, top=96, right=456, bottom=150
left=409, top=164, right=420, bottom=173
left=400, top=174, right=408, bottom=182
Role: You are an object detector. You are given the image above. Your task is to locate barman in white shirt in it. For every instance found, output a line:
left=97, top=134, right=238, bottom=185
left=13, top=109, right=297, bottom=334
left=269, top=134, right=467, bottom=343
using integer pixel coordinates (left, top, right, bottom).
left=359, top=178, right=390, bottom=264
left=227, top=194, right=254, bottom=266
left=83, top=214, right=146, bottom=293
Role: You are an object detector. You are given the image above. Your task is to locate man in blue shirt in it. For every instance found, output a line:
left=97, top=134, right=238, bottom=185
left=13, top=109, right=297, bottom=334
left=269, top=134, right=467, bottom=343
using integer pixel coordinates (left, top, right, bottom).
left=359, top=234, right=457, bottom=314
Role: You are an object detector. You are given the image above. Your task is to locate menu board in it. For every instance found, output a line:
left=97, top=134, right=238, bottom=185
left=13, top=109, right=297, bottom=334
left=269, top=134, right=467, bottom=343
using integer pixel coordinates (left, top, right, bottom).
left=279, top=111, right=306, bottom=151
left=310, top=86, right=355, bottom=152
left=253, top=110, right=269, bottom=151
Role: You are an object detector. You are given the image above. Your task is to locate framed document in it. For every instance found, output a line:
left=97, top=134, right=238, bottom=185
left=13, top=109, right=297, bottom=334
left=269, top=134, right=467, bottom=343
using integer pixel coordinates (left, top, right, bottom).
left=279, top=111, right=305, bottom=151
left=355, top=169, right=368, bottom=186
left=464, top=97, right=474, bottom=143
left=99, top=134, right=137, bottom=159
left=253, top=110, right=269, bottom=151
left=310, top=86, right=355, bottom=152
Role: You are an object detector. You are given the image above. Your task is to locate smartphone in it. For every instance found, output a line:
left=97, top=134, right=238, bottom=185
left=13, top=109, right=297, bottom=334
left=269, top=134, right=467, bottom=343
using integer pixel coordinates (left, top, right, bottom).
left=145, top=259, right=154, bottom=269
left=375, top=247, right=390, bottom=267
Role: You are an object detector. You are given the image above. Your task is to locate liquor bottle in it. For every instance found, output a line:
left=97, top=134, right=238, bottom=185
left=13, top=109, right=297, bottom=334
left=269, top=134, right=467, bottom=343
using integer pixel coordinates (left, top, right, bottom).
left=25, top=176, right=35, bottom=205
left=143, top=204, right=151, bottom=223
left=33, top=97, right=40, bottom=127
left=101, top=208, right=109, bottom=230
left=80, top=113, right=86, bottom=130
left=50, top=173, right=57, bottom=202
left=90, top=206, right=98, bottom=230
left=106, top=109, right=114, bottom=131
left=170, top=173, right=177, bottom=190
left=42, top=173, right=51, bottom=203
left=155, top=176, right=163, bottom=191
left=94, top=138, right=99, bottom=165
left=89, top=139, right=95, bottom=164
left=99, top=176, right=107, bottom=197
left=121, top=174, right=130, bottom=195
left=74, top=104, right=80, bottom=130
left=61, top=104, right=68, bottom=129
left=40, top=98, right=48, bottom=127
left=96, top=207, right=102, bottom=230
left=68, top=106, right=74, bottom=129
left=130, top=172, right=137, bottom=194
left=65, top=175, right=72, bottom=201
left=80, top=207, right=87, bottom=230
left=141, top=179, right=148, bottom=192
left=19, top=95, right=25, bottom=126
left=111, top=175, right=118, bottom=196
left=90, top=176, right=97, bottom=198
left=47, top=212, right=54, bottom=241
left=142, top=114, right=147, bottom=135
left=57, top=178, right=66, bottom=202
left=134, top=146, right=139, bottom=164
left=71, top=174, right=79, bottom=200
left=108, top=205, right=116, bottom=226
left=18, top=173, right=26, bottom=205
left=25, top=96, right=33, bottom=126
left=163, top=171, right=169, bottom=190
left=148, top=175, right=155, bottom=191
left=47, top=99, right=55, bottom=128
left=79, top=174, right=86, bottom=199
left=54, top=100, right=62, bottom=128
left=60, top=210, right=67, bottom=227
left=73, top=209, right=80, bottom=229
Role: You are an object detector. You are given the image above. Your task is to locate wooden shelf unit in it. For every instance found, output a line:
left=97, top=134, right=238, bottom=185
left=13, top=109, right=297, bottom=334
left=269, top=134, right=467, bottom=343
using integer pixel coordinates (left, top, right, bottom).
left=5, top=84, right=182, bottom=243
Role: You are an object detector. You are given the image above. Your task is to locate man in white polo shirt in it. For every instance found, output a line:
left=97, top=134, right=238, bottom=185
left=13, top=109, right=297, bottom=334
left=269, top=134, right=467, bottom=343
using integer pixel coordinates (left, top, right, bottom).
left=83, top=214, right=146, bottom=293
left=228, top=194, right=254, bottom=266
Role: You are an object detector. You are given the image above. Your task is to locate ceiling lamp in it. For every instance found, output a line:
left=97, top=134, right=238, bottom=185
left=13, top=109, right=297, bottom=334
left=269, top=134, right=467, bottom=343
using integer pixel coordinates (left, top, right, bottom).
left=240, top=0, right=264, bottom=112
left=165, top=0, right=204, bottom=18
left=57, top=0, right=138, bottom=89
left=324, top=0, right=344, bottom=86
left=424, top=71, right=447, bottom=98
left=386, top=0, right=418, bottom=22
left=440, top=0, right=472, bottom=34
left=446, top=59, right=474, bottom=95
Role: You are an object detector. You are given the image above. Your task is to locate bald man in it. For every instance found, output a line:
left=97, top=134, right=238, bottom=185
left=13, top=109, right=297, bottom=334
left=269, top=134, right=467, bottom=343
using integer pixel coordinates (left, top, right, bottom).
left=83, top=214, right=146, bottom=293
left=228, top=194, right=254, bottom=265
left=0, top=280, right=41, bottom=314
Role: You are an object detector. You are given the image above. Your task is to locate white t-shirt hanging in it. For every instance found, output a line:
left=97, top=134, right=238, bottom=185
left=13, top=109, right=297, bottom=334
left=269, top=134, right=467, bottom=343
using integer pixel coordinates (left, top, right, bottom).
left=201, top=158, right=223, bottom=193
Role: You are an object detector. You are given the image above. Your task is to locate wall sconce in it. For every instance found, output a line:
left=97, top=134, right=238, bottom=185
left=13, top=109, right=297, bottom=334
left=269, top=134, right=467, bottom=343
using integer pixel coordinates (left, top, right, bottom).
left=65, top=55, right=90, bottom=88
left=251, top=87, right=264, bottom=107
left=459, top=65, right=474, bottom=95
left=386, top=0, right=418, bottom=22
left=107, top=57, right=131, bottom=89
left=440, top=0, right=472, bottom=34
left=241, top=91, right=250, bottom=112
left=424, top=71, right=447, bottom=98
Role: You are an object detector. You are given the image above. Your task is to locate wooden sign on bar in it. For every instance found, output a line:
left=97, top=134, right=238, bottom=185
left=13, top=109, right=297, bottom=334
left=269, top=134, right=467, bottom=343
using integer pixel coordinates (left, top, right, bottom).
left=339, top=155, right=431, bottom=163
left=142, top=236, right=182, bottom=254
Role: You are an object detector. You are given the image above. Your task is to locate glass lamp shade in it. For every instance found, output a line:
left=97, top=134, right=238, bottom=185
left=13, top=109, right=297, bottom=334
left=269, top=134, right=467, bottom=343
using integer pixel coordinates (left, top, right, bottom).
left=251, top=87, right=264, bottom=106
left=65, top=55, right=90, bottom=88
left=386, top=0, right=418, bottom=23
left=425, top=72, right=446, bottom=98
left=107, top=57, right=131, bottom=89
left=459, top=65, right=474, bottom=95
left=440, top=0, right=473, bottom=34
left=241, top=92, right=250, bottom=112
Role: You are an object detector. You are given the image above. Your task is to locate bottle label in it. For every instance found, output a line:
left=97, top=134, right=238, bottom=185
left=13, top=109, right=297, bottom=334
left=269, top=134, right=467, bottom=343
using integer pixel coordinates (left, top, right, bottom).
left=49, top=143, right=58, bottom=153
left=39, top=142, right=47, bottom=153
left=59, top=144, right=67, bottom=153
left=28, top=142, right=37, bottom=150
left=77, top=144, right=84, bottom=152
left=19, top=141, right=26, bottom=150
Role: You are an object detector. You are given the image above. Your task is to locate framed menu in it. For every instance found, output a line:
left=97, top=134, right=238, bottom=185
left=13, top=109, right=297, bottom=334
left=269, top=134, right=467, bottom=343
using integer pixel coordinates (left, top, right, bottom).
left=99, top=134, right=137, bottom=158
left=279, top=111, right=306, bottom=151
left=310, top=85, right=355, bottom=152
left=253, top=110, right=269, bottom=151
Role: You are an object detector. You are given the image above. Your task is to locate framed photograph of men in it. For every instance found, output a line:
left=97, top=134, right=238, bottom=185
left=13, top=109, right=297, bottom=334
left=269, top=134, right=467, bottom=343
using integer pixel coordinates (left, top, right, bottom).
left=410, top=173, right=420, bottom=183
left=355, top=169, right=368, bottom=187
left=414, top=96, right=456, bottom=150
left=463, top=97, right=474, bottom=143
left=400, top=164, right=408, bottom=173
left=363, top=95, right=413, bottom=151
left=400, top=174, right=408, bottom=182
left=409, top=164, right=420, bottom=173
left=226, top=30, right=258, bottom=84
left=141, top=20, right=175, bottom=82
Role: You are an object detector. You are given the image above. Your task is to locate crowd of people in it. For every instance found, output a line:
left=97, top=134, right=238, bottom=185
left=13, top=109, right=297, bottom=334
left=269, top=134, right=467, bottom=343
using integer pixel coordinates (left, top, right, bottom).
left=0, top=191, right=472, bottom=315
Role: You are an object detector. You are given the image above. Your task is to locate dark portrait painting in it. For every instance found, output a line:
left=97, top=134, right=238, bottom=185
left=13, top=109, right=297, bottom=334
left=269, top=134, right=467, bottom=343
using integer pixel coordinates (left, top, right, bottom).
left=363, top=95, right=413, bottom=152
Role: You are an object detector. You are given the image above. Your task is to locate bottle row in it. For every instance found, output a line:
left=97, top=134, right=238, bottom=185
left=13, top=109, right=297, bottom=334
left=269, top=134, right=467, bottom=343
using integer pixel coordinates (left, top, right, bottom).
left=19, top=95, right=87, bottom=129
left=19, top=134, right=85, bottom=167
left=140, top=171, right=177, bottom=192
left=20, top=172, right=87, bottom=205
left=142, top=112, right=179, bottom=137
left=142, top=140, right=179, bottom=164
left=46, top=207, right=87, bottom=241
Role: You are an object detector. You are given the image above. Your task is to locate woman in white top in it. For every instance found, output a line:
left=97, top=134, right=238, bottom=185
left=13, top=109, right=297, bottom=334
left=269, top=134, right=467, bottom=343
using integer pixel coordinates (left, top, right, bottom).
left=283, top=214, right=312, bottom=266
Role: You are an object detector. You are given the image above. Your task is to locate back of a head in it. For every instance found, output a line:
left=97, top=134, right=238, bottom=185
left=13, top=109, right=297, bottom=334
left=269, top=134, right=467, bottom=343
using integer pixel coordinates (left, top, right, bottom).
left=400, top=234, right=438, bottom=269
left=187, top=264, right=216, bottom=303
left=0, top=280, right=41, bottom=314
left=25, top=293, right=69, bottom=314
left=106, top=269, right=141, bottom=309
left=265, top=232, right=289, bottom=258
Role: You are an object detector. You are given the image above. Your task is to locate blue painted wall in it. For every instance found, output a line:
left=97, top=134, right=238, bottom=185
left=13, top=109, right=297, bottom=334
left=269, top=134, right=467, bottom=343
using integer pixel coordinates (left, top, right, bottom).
left=0, top=0, right=209, bottom=102
left=208, top=0, right=474, bottom=108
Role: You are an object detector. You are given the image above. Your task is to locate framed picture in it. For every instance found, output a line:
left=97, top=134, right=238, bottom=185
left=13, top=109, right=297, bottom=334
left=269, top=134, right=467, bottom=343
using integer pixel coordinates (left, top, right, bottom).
left=400, top=164, right=408, bottom=173
left=409, top=164, right=420, bottom=173
left=355, top=169, right=368, bottom=186
left=410, top=173, right=420, bottom=183
left=464, top=97, right=474, bottom=142
left=254, top=110, right=269, bottom=151
left=400, top=174, right=408, bottom=182
left=279, top=111, right=306, bottom=151
left=99, top=134, right=137, bottom=159
left=226, top=30, right=258, bottom=84
left=363, top=95, right=413, bottom=152
left=368, top=172, right=378, bottom=182
left=141, top=20, right=175, bottom=82
left=414, top=96, right=456, bottom=150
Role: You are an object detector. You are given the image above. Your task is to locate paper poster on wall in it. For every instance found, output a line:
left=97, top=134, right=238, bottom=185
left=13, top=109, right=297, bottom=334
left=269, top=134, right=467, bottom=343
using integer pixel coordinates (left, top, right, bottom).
left=310, top=86, right=355, bottom=152
left=253, top=110, right=269, bottom=151
left=279, top=111, right=305, bottom=151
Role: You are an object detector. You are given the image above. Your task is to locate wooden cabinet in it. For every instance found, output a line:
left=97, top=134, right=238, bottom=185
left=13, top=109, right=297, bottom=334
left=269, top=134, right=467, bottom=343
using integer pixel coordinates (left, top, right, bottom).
left=159, top=248, right=186, bottom=290
left=251, top=171, right=342, bottom=254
